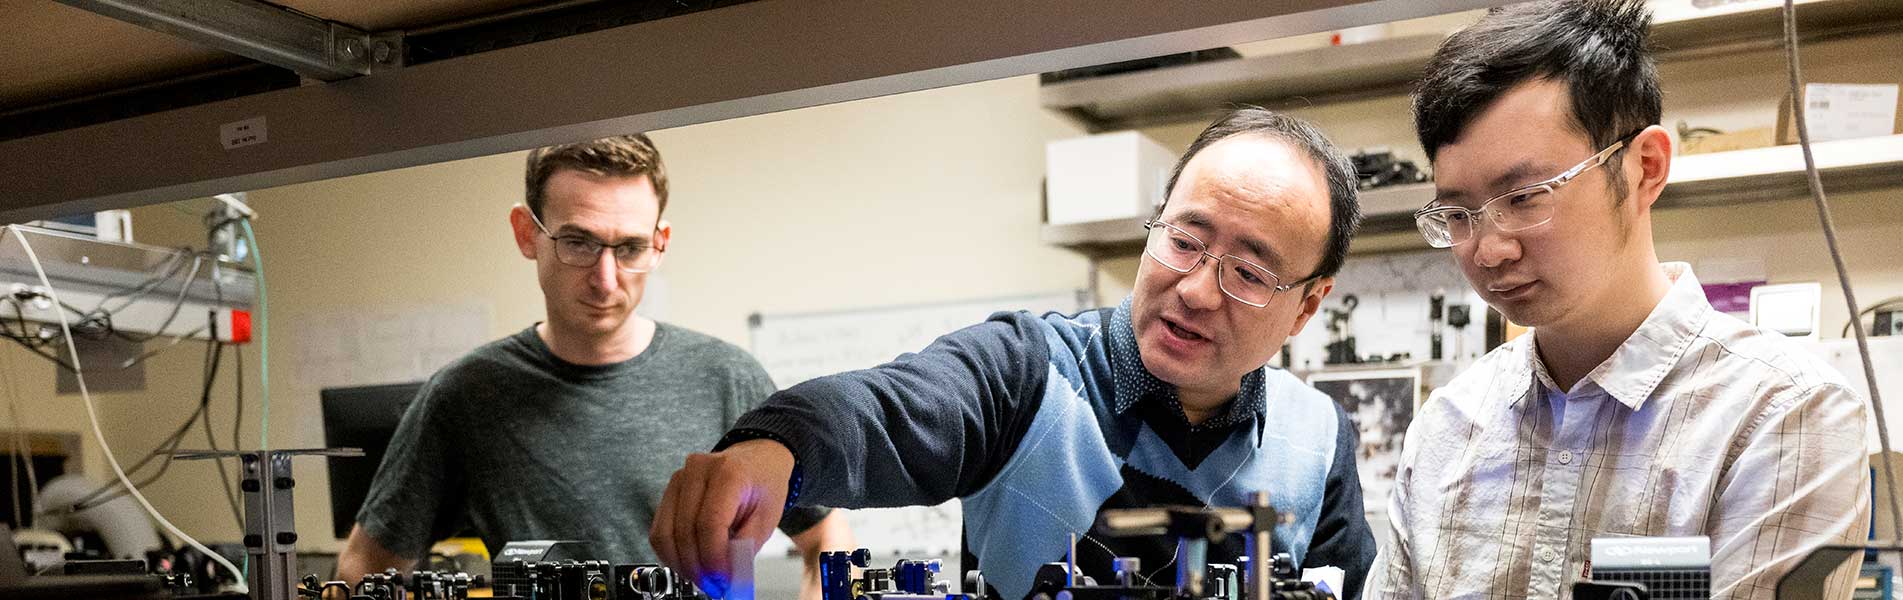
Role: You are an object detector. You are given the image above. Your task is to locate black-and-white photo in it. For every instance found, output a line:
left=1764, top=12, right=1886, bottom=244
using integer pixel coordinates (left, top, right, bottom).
left=1307, top=368, right=1421, bottom=532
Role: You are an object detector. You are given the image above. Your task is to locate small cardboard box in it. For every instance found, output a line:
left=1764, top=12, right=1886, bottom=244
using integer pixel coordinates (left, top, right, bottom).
left=1680, top=127, right=1776, bottom=155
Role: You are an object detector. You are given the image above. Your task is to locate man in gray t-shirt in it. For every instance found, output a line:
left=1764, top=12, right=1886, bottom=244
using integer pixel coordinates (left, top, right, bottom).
left=337, top=134, right=850, bottom=597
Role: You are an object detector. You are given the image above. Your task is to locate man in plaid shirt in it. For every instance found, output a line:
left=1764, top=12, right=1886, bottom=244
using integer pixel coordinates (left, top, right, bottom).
left=1369, top=1, right=1871, bottom=599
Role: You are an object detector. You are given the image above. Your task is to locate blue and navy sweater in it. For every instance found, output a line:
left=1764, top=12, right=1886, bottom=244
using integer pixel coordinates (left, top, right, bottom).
left=724, top=300, right=1376, bottom=599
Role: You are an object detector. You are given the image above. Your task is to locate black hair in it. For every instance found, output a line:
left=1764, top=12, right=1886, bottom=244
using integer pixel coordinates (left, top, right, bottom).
left=1159, top=107, right=1361, bottom=283
left=1413, top=0, right=1661, bottom=192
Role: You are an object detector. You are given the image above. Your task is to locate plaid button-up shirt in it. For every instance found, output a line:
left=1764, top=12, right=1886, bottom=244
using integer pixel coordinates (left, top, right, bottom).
left=1369, top=263, right=1870, bottom=600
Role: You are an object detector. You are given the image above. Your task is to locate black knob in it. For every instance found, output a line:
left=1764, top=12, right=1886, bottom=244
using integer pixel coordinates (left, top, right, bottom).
left=275, top=477, right=295, bottom=490
left=244, top=534, right=263, bottom=548
left=241, top=479, right=261, bottom=493
left=277, top=532, right=298, bottom=544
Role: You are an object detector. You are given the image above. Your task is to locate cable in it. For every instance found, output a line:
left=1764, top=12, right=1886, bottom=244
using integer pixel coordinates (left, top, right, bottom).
left=240, top=219, right=270, bottom=451
left=226, top=261, right=246, bottom=462
left=8, top=405, right=20, bottom=528
left=207, top=438, right=241, bottom=532
left=4, top=225, right=248, bottom=593
left=1783, top=0, right=1903, bottom=541
left=63, top=341, right=223, bottom=512
left=93, top=250, right=191, bottom=316
left=0, top=298, right=30, bottom=341
left=2, top=294, right=117, bottom=373
left=111, top=255, right=205, bottom=344
left=192, top=339, right=243, bottom=537
left=1, top=341, right=34, bottom=524
left=208, top=263, right=243, bottom=531
left=116, top=324, right=210, bottom=371
left=2, top=331, right=77, bottom=372
left=5, top=249, right=213, bottom=365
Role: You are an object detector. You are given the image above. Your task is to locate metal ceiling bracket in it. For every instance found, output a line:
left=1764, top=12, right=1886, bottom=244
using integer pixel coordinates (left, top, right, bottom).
left=367, top=31, right=406, bottom=72
left=53, top=0, right=381, bottom=81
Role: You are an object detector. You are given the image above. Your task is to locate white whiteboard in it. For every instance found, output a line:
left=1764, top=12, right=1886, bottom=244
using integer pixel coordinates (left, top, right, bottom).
left=748, top=291, right=1084, bottom=557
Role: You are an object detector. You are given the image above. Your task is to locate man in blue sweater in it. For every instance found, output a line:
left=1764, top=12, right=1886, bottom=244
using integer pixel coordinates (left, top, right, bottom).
left=653, top=108, right=1377, bottom=599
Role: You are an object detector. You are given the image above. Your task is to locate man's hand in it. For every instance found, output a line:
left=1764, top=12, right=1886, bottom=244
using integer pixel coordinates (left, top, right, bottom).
left=336, top=524, right=415, bottom=583
left=651, top=439, right=797, bottom=598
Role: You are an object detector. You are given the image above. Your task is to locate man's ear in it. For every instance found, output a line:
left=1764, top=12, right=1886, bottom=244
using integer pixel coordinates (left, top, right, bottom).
left=1287, top=277, right=1334, bottom=337
left=509, top=204, right=539, bottom=260
left=649, top=219, right=672, bottom=271
left=1629, top=125, right=1672, bottom=214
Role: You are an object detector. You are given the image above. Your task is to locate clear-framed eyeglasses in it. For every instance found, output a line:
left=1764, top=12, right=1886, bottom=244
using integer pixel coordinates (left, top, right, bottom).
left=524, top=207, right=664, bottom=273
left=1412, top=130, right=1640, bottom=249
left=1143, top=220, right=1304, bottom=308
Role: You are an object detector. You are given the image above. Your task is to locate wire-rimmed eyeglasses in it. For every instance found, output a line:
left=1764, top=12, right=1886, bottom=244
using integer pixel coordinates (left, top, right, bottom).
left=1413, top=130, right=1641, bottom=248
left=524, top=207, right=664, bottom=273
left=1143, top=220, right=1306, bottom=308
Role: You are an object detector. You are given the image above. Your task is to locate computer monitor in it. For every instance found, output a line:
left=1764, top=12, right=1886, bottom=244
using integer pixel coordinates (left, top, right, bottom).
left=320, top=382, right=424, bottom=540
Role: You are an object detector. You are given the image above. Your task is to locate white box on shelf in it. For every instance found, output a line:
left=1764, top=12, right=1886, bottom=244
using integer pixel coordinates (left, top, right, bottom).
left=1803, top=83, right=1900, bottom=143
left=1045, top=130, right=1178, bottom=226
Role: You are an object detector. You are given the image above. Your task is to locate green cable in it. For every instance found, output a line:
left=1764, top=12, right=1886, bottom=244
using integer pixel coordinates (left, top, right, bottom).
left=240, top=220, right=269, bottom=451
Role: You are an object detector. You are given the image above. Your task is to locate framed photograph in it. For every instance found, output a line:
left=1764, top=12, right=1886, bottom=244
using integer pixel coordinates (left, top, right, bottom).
left=1306, top=367, right=1422, bottom=532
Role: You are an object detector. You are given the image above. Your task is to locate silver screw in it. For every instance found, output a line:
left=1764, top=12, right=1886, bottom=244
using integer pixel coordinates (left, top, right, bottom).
left=339, top=38, right=365, bottom=62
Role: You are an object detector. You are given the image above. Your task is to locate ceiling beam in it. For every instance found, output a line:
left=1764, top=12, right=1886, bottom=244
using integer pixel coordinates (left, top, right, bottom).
left=3, top=0, right=1504, bottom=223
left=53, top=0, right=390, bottom=81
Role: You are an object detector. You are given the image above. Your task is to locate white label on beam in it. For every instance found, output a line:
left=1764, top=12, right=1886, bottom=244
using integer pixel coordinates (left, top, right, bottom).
left=220, top=116, right=269, bottom=150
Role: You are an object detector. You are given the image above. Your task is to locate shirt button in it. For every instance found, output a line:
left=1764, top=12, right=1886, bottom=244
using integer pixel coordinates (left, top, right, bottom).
left=1539, top=547, right=1557, bottom=563
left=1557, top=450, right=1574, bottom=465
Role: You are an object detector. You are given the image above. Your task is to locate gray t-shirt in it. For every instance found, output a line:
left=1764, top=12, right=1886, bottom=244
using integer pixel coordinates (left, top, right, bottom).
left=356, top=323, right=826, bottom=562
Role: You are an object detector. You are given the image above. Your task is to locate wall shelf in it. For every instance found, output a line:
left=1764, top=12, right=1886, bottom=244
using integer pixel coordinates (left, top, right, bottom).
left=1041, top=0, right=1903, bottom=131
left=1044, top=134, right=1903, bottom=253
left=1040, top=34, right=1444, bottom=131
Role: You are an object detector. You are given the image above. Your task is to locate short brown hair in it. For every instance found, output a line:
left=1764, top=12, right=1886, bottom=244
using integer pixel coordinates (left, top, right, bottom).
left=524, top=133, right=670, bottom=218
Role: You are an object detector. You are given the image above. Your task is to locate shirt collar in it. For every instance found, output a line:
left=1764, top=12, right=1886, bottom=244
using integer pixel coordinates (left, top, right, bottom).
left=1106, top=297, right=1268, bottom=439
left=1512, top=262, right=1712, bottom=411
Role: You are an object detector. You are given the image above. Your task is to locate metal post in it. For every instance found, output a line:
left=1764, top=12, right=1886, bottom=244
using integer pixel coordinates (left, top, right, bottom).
left=1250, top=492, right=1273, bottom=600
left=235, top=451, right=296, bottom=600
left=179, top=447, right=362, bottom=600
left=1114, top=557, right=1140, bottom=587
left=1066, top=532, right=1078, bottom=588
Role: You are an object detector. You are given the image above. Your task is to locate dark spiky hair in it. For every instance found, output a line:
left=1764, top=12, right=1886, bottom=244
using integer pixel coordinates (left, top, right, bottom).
left=1414, top=0, right=1660, bottom=190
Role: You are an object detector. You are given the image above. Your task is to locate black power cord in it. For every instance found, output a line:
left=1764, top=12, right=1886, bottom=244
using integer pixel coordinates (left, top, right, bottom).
left=63, top=338, right=226, bottom=513
left=1783, top=0, right=1903, bottom=539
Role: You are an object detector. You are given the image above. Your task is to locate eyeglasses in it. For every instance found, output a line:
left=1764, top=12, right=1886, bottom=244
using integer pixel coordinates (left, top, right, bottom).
left=1143, top=220, right=1304, bottom=308
left=525, top=208, right=663, bottom=273
left=1412, top=131, right=1639, bottom=249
